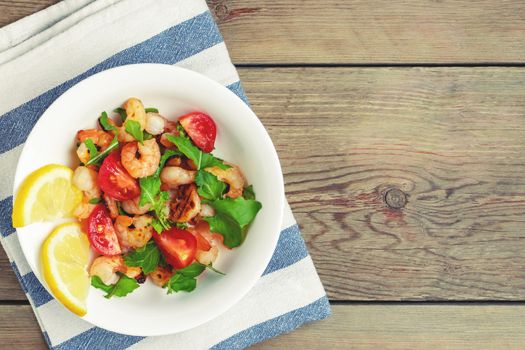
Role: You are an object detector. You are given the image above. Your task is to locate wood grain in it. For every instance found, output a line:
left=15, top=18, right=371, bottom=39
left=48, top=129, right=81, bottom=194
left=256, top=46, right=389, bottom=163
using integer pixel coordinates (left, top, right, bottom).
left=210, top=0, right=525, bottom=64
left=4, top=304, right=525, bottom=349
left=2, top=67, right=525, bottom=301
left=0, top=0, right=59, bottom=27
left=2, top=1, right=525, bottom=63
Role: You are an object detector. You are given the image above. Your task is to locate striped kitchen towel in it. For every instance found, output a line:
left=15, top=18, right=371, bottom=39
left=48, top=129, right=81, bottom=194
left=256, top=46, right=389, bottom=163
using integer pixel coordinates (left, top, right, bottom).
left=0, top=0, right=331, bottom=349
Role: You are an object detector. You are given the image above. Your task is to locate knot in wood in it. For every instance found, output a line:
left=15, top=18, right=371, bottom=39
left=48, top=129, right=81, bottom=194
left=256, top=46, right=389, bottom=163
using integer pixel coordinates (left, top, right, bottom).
left=385, top=188, right=407, bottom=209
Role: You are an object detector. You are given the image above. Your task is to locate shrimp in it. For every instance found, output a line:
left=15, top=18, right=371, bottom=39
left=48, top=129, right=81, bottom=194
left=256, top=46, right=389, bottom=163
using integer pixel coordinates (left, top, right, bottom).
left=114, top=215, right=153, bottom=252
left=148, top=266, right=173, bottom=287
left=205, top=164, right=245, bottom=198
left=123, top=98, right=147, bottom=129
left=200, top=203, right=215, bottom=217
left=72, top=166, right=100, bottom=219
left=169, top=184, right=201, bottom=222
left=121, top=139, right=160, bottom=178
left=76, top=129, right=113, bottom=164
left=196, top=246, right=219, bottom=266
left=160, top=166, right=196, bottom=188
left=89, top=255, right=141, bottom=285
left=121, top=196, right=152, bottom=215
left=191, top=222, right=219, bottom=265
left=145, top=112, right=166, bottom=135
left=104, top=193, right=119, bottom=219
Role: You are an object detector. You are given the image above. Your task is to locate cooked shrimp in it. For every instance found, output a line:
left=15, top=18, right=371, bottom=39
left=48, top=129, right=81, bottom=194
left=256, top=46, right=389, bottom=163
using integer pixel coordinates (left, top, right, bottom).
left=76, top=129, right=113, bottom=164
left=160, top=166, right=196, bottom=188
left=145, top=112, right=166, bottom=135
left=121, top=196, right=152, bottom=215
left=166, top=157, right=182, bottom=167
left=114, top=215, right=153, bottom=252
left=160, top=133, right=176, bottom=149
left=169, top=184, right=201, bottom=222
left=196, top=246, right=219, bottom=266
left=104, top=193, right=119, bottom=219
left=124, top=98, right=147, bottom=129
left=200, top=203, right=215, bottom=217
left=72, top=166, right=100, bottom=219
left=205, top=164, right=245, bottom=198
left=121, top=139, right=160, bottom=178
left=89, top=255, right=141, bottom=285
left=148, top=266, right=173, bottom=287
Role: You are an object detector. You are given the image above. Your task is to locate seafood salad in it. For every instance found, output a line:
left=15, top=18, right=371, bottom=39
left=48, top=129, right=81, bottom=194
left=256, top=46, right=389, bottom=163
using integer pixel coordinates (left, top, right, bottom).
left=73, top=97, right=261, bottom=297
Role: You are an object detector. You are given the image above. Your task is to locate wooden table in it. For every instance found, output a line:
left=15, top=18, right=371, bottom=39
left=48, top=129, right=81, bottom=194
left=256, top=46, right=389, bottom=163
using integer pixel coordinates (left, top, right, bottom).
left=2, top=1, right=525, bottom=348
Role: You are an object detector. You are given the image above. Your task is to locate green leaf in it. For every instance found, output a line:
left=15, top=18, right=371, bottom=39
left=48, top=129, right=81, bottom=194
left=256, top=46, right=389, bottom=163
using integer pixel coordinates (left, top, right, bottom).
left=124, top=119, right=144, bottom=144
left=88, top=197, right=102, bottom=204
left=84, top=138, right=98, bottom=160
left=91, top=274, right=139, bottom=298
left=145, top=107, right=159, bottom=113
left=91, top=276, right=113, bottom=294
left=152, top=219, right=165, bottom=234
left=139, top=175, right=161, bottom=207
left=114, top=107, right=127, bottom=121
left=165, top=134, right=228, bottom=170
left=243, top=185, right=256, bottom=200
left=157, top=150, right=182, bottom=176
left=174, top=222, right=189, bottom=229
left=117, top=202, right=128, bottom=216
left=143, top=131, right=153, bottom=140
left=86, top=135, right=118, bottom=166
left=123, top=241, right=160, bottom=274
left=99, top=111, right=117, bottom=132
left=165, top=274, right=197, bottom=294
left=210, top=197, right=262, bottom=228
left=195, top=170, right=226, bottom=201
left=203, top=213, right=243, bottom=248
left=176, top=262, right=206, bottom=278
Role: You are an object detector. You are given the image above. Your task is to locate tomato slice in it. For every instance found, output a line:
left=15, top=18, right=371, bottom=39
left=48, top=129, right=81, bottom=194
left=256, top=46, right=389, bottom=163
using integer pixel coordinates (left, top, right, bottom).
left=153, top=228, right=197, bottom=269
left=87, top=204, right=121, bottom=255
left=98, top=151, right=140, bottom=201
left=179, top=112, right=217, bottom=153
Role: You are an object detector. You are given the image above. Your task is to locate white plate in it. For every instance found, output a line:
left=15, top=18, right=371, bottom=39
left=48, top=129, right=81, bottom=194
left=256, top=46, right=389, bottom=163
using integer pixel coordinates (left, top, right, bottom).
left=13, top=64, right=284, bottom=336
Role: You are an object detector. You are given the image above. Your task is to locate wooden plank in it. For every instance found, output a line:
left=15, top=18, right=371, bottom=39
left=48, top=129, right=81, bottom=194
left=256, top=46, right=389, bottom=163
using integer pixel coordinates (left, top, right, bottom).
left=0, top=248, right=26, bottom=300
left=0, top=0, right=59, bottom=27
left=3, top=304, right=525, bottom=349
left=211, top=0, right=525, bottom=64
left=2, top=67, right=525, bottom=301
left=2, top=1, right=525, bottom=64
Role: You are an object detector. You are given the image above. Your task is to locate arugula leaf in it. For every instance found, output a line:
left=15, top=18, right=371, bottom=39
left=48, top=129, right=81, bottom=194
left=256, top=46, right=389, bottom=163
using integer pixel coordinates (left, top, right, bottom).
left=195, top=170, right=226, bottom=201
left=203, top=198, right=262, bottom=248
left=177, top=262, right=206, bottom=278
left=174, top=222, right=189, bottom=229
left=117, top=202, right=128, bottom=216
left=114, top=107, right=127, bottom=121
left=164, top=263, right=206, bottom=294
left=124, top=119, right=144, bottom=144
left=123, top=241, right=160, bottom=274
left=165, top=134, right=228, bottom=170
left=204, top=213, right=243, bottom=248
left=86, top=135, right=118, bottom=166
left=84, top=138, right=98, bottom=160
left=143, top=131, right=153, bottom=140
left=99, top=111, right=117, bottom=132
left=243, top=185, right=256, bottom=200
left=165, top=274, right=197, bottom=293
left=91, top=274, right=139, bottom=298
left=88, top=197, right=102, bottom=204
left=138, top=150, right=180, bottom=233
left=211, top=198, right=262, bottom=228
left=145, top=107, right=159, bottom=113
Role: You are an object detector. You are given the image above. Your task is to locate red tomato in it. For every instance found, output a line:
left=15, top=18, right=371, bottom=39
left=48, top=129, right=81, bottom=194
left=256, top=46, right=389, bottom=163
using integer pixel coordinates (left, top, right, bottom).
left=153, top=228, right=197, bottom=269
left=98, top=151, right=140, bottom=201
left=87, top=204, right=121, bottom=255
left=179, top=112, right=217, bottom=153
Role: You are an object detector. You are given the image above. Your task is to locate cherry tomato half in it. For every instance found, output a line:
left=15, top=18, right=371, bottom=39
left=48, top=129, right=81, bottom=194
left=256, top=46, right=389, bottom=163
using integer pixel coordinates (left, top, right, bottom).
left=179, top=112, right=217, bottom=153
left=98, top=151, right=140, bottom=201
left=87, top=204, right=121, bottom=255
left=153, top=228, right=197, bottom=269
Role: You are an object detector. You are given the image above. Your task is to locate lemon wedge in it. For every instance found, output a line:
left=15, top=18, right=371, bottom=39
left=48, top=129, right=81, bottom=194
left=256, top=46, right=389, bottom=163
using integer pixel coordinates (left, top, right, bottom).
left=41, top=222, right=90, bottom=316
left=12, top=164, right=82, bottom=228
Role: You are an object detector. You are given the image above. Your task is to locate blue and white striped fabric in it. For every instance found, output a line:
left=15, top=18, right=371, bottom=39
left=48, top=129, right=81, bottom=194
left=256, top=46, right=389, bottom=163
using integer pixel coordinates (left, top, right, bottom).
left=0, top=0, right=331, bottom=348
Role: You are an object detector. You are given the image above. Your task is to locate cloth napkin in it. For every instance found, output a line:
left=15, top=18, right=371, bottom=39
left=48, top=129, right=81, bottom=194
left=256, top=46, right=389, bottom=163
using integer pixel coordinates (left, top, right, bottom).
left=0, top=0, right=331, bottom=348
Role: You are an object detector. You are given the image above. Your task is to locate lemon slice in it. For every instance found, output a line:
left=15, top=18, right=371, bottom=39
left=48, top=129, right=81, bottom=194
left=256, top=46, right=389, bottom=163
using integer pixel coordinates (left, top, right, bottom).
left=41, top=222, right=90, bottom=316
left=12, top=164, right=82, bottom=228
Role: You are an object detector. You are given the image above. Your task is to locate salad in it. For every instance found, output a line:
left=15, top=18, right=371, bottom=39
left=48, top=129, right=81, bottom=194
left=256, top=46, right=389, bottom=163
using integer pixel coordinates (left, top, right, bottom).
left=23, top=97, right=261, bottom=302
